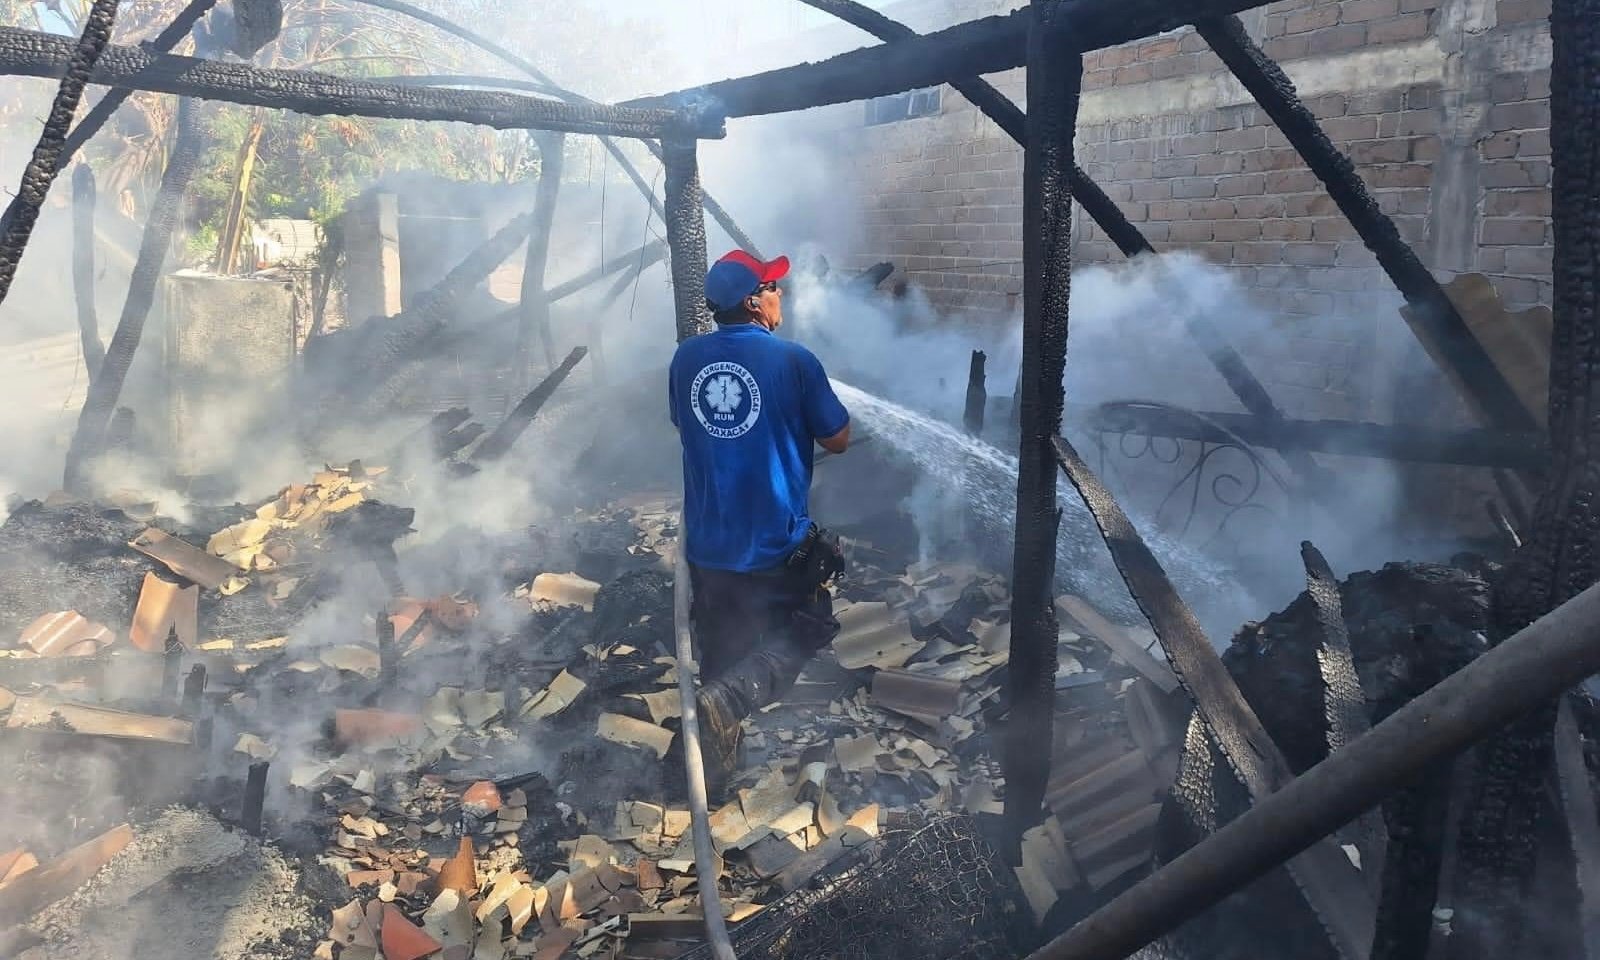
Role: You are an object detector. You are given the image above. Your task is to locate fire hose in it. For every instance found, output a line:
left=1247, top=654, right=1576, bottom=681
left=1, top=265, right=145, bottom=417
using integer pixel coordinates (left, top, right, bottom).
left=673, top=524, right=739, bottom=960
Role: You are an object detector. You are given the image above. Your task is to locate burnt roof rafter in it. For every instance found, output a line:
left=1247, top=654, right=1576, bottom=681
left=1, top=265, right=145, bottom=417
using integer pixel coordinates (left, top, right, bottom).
left=622, top=0, right=1267, bottom=117
left=0, top=25, right=724, bottom=141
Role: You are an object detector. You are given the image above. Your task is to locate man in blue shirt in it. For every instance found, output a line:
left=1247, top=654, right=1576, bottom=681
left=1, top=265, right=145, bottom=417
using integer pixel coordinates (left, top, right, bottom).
left=669, top=249, right=851, bottom=793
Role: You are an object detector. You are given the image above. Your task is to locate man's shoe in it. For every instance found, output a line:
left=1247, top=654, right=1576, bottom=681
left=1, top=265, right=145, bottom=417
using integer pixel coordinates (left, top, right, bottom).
left=695, top=680, right=745, bottom=802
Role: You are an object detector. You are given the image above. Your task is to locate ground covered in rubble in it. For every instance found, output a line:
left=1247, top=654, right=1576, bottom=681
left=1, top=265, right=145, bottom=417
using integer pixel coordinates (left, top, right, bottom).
left=0, top=461, right=1081, bottom=959
left=0, top=452, right=1529, bottom=960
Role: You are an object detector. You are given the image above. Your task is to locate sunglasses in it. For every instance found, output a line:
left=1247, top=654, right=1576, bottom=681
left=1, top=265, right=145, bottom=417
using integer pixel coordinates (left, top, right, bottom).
left=755, top=281, right=781, bottom=295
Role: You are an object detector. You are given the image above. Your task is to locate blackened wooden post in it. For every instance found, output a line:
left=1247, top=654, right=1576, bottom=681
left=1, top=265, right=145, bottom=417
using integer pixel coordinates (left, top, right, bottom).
left=181, top=663, right=206, bottom=716
left=662, top=126, right=711, bottom=343
left=63, top=96, right=205, bottom=492
left=71, top=165, right=104, bottom=382
left=512, top=130, right=565, bottom=394
left=1020, top=579, right=1600, bottom=960
left=1004, top=0, right=1078, bottom=860
left=376, top=609, right=397, bottom=691
left=1195, top=16, right=1538, bottom=441
left=1448, top=0, right=1600, bottom=952
left=964, top=350, right=987, bottom=437
left=242, top=761, right=269, bottom=836
left=161, top=628, right=183, bottom=702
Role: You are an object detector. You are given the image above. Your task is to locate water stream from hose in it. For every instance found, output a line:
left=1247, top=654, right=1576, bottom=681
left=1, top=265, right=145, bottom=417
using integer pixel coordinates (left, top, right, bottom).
left=832, top=380, right=1239, bottom=631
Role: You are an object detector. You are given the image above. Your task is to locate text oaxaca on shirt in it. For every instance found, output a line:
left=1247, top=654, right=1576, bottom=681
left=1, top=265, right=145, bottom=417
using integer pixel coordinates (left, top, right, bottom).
left=669, top=324, right=849, bottom=574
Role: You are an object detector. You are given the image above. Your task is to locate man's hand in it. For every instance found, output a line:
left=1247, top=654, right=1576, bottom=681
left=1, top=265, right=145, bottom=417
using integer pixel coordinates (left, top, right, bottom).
left=817, top=423, right=850, bottom=454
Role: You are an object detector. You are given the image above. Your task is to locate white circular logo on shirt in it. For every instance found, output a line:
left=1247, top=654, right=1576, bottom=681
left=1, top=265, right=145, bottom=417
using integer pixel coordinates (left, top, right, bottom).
left=690, top=362, right=762, bottom=439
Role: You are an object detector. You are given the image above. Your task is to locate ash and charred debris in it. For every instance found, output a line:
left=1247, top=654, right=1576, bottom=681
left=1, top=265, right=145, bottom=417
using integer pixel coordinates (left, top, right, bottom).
left=0, top=457, right=1189, bottom=959
left=0, top=448, right=1546, bottom=960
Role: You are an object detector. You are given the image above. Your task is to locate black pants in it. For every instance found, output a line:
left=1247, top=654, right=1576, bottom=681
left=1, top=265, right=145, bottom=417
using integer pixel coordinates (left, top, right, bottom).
left=689, top=562, right=840, bottom=715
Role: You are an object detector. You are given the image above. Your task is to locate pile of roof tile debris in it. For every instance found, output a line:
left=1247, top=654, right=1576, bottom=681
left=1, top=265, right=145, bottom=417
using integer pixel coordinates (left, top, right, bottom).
left=0, top=461, right=1190, bottom=959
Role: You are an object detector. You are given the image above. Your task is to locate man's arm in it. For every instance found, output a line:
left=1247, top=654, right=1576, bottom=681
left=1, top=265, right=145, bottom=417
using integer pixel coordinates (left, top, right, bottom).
left=798, top=348, right=851, bottom=455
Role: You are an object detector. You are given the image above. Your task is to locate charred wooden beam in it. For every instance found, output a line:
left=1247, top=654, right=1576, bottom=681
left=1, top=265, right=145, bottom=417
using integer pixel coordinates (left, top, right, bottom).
left=385, top=73, right=560, bottom=96
left=71, top=165, right=104, bottom=382
left=242, top=761, right=269, bottom=836
left=395, top=607, right=433, bottom=651
left=596, top=243, right=667, bottom=313
left=6, top=0, right=216, bottom=231
left=1075, top=402, right=1549, bottom=468
left=161, top=629, right=183, bottom=702
left=847, top=261, right=895, bottom=293
left=545, top=239, right=668, bottom=304
left=376, top=610, right=397, bottom=691
left=1024, top=576, right=1600, bottom=960
left=471, top=346, right=588, bottom=462
left=1369, top=626, right=1461, bottom=960
left=514, top=131, right=566, bottom=386
left=1302, top=542, right=1385, bottom=901
left=622, top=0, right=1270, bottom=119
left=1554, top=698, right=1600, bottom=960
left=435, top=421, right=485, bottom=460
left=0, top=26, right=723, bottom=140
left=344, top=0, right=759, bottom=255
left=663, top=135, right=711, bottom=342
left=1194, top=17, right=1537, bottom=438
left=964, top=349, right=987, bottom=437
left=64, top=96, right=204, bottom=491
left=1052, top=434, right=1376, bottom=957
left=1004, top=0, right=1077, bottom=860
left=181, top=664, right=207, bottom=717
left=330, top=210, right=538, bottom=418
left=0, top=0, right=119, bottom=309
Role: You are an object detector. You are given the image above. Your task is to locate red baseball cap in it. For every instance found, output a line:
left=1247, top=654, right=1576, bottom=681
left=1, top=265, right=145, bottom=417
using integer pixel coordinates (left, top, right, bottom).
left=705, top=250, right=791, bottom=311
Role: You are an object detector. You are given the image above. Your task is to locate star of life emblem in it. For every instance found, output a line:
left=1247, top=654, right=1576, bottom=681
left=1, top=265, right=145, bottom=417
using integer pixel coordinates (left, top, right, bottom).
left=689, top=361, right=762, bottom=439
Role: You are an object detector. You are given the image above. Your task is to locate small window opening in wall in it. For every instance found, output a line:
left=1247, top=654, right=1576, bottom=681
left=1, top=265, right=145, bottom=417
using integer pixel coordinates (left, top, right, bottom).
left=864, top=86, right=942, bottom=126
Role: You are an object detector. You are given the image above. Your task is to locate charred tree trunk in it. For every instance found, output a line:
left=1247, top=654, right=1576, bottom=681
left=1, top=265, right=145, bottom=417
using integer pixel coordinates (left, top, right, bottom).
left=1450, top=0, right=1600, bottom=954
left=63, top=98, right=205, bottom=492
left=1003, top=0, right=1077, bottom=859
left=0, top=0, right=119, bottom=309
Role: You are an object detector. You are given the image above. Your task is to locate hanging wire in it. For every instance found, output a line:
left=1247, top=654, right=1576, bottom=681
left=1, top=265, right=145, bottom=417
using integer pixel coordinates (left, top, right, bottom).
left=626, top=165, right=663, bottom=326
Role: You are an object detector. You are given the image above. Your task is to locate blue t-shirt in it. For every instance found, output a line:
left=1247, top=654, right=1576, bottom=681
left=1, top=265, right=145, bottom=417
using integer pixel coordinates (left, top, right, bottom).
left=669, top=324, right=850, bottom=572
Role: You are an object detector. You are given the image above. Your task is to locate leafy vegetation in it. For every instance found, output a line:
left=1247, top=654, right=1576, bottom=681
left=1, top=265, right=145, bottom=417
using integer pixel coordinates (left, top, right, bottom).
left=1, top=0, right=675, bottom=266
